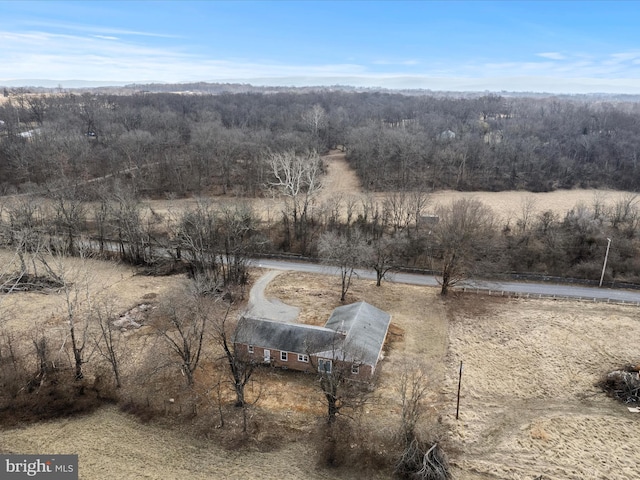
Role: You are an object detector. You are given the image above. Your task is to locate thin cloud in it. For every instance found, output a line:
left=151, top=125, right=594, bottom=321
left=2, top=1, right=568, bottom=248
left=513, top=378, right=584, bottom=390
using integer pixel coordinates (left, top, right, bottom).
left=2, top=28, right=640, bottom=94
left=0, top=29, right=367, bottom=82
left=536, top=52, right=566, bottom=60
left=372, top=59, right=420, bottom=66
left=27, top=20, right=181, bottom=39
left=605, top=52, right=640, bottom=65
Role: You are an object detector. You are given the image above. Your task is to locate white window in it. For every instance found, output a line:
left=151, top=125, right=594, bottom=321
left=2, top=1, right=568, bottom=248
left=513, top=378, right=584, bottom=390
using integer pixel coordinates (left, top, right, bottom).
left=298, top=354, right=309, bottom=363
left=318, top=359, right=332, bottom=374
left=351, top=364, right=360, bottom=375
left=248, top=345, right=254, bottom=354
left=280, top=351, right=288, bottom=361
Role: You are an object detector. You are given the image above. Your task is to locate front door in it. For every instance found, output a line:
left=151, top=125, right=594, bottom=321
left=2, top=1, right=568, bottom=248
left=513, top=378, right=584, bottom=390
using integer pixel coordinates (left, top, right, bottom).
left=264, top=349, right=271, bottom=363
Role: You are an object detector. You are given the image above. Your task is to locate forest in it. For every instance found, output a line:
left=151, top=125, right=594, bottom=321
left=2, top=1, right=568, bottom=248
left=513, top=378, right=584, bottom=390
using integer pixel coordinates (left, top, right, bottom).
left=2, top=86, right=640, bottom=287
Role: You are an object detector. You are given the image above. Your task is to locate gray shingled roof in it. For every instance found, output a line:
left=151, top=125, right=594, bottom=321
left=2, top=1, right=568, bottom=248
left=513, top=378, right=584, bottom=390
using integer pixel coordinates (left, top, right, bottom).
left=235, top=316, right=341, bottom=354
left=236, top=301, right=391, bottom=368
left=324, top=301, right=391, bottom=366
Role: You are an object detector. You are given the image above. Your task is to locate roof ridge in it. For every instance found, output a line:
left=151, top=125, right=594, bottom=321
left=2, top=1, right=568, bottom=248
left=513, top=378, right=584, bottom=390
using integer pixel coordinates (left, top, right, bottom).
left=243, top=315, right=336, bottom=333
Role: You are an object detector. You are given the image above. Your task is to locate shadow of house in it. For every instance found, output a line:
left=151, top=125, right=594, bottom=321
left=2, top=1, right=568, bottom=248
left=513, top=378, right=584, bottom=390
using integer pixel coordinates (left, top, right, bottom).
left=235, top=301, right=391, bottom=380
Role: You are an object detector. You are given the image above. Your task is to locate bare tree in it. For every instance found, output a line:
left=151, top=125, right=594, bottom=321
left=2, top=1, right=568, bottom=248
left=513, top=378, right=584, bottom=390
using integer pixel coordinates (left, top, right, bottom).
left=50, top=193, right=87, bottom=257
left=174, top=198, right=222, bottom=288
left=153, top=282, right=210, bottom=387
left=217, top=202, right=263, bottom=287
left=106, top=185, right=160, bottom=265
left=434, top=199, right=495, bottom=295
left=369, top=234, right=401, bottom=287
left=92, top=301, right=124, bottom=388
left=268, top=149, right=323, bottom=251
left=310, top=339, right=372, bottom=428
left=92, top=192, right=109, bottom=255
left=383, top=191, right=413, bottom=234
left=318, top=229, right=371, bottom=301
left=515, top=195, right=537, bottom=234
left=49, top=246, right=94, bottom=380
left=395, top=364, right=451, bottom=480
left=398, top=366, right=430, bottom=445
left=302, top=104, right=327, bottom=151
left=216, top=313, right=259, bottom=409
left=173, top=200, right=262, bottom=289
left=29, top=326, right=57, bottom=390
left=609, top=193, right=639, bottom=234
left=4, top=197, right=49, bottom=275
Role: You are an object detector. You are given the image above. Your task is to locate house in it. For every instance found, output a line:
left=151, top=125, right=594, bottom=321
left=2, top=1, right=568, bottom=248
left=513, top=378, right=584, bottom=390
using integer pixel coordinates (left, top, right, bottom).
left=234, top=301, right=392, bottom=379
left=438, top=129, right=456, bottom=141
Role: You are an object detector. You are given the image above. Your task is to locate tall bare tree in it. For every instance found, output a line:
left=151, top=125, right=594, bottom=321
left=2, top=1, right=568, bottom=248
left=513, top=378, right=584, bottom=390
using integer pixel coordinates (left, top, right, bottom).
left=395, top=364, right=451, bottom=480
left=369, top=234, right=402, bottom=287
left=154, top=282, right=210, bottom=387
left=318, top=229, right=371, bottom=301
left=50, top=193, right=87, bottom=257
left=398, top=365, right=430, bottom=445
left=434, top=199, right=495, bottom=295
left=109, top=187, right=155, bottom=265
left=216, top=312, right=258, bottom=409
left=302, top=104, right=327, bottom=151
left=49, top=246, right=94, bottom=380
left=310, top=339, right=371, bottom=429
left=174, top=198, right=222, bottom=288
left=92, top=301, right=124, bottom=388
left=268, top=149, right=323, bottom=251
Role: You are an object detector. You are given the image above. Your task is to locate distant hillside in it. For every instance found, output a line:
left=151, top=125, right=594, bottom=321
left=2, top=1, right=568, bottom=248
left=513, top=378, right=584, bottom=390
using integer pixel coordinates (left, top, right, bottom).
left=3, top=81, right=640, bottom=102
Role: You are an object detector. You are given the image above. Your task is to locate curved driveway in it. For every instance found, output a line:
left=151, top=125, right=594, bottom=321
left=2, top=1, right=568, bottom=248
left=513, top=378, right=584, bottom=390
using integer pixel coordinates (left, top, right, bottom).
left=245, top=270, right=300, bottom=321
left=249, top=258, right=640, bottom=305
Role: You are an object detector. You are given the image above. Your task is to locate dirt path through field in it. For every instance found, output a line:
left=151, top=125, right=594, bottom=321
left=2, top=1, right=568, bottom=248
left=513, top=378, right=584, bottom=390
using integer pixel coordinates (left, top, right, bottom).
left=316, top=150, right=363, bottom=204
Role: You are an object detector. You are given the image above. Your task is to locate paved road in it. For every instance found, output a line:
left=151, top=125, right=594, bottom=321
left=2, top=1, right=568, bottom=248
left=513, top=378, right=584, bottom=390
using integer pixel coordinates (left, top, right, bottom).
left=72, top=238, right=640, bottom=304
left=245, top=270, right=299, bottom=321
left=249, top=258, right=640, bottom=305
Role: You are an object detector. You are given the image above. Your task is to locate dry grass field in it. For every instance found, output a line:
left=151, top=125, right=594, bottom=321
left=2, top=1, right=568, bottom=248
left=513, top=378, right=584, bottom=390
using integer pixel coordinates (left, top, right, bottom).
left=2, top=262, right=638, bottom=479
left=1, top=153, right=639, bottom=479
left=145, top=152, right=637, bottom=227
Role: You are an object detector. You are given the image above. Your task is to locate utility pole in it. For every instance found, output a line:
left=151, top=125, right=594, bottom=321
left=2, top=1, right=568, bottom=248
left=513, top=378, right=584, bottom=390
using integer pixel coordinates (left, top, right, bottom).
left=599, top=238, right=611, bottom=288
left=456, top=361, right=463, bottom=420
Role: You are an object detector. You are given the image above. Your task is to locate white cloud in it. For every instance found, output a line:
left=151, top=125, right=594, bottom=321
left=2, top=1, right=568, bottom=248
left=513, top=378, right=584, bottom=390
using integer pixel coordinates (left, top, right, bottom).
left=1, top=28, right=640, bottom=94
left=536, top=52, right=566, bottom=60
left=605, top=52, right=640, bottom=65
left=27, top=20, right=181, bottom=39
left=372, top=59, right=420, bottom=66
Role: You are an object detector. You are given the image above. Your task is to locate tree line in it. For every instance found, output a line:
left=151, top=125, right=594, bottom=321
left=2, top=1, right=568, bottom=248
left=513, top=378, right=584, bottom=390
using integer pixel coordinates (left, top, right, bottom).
left=2, top=182, right=639, bottom=294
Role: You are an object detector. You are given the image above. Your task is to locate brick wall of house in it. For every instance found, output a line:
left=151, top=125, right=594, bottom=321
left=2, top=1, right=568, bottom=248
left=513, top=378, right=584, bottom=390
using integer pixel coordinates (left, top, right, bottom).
left=239, top=343, right=373, bottom=379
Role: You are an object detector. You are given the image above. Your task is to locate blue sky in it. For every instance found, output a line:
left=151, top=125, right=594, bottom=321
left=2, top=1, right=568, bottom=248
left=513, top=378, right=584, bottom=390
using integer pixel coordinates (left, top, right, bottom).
left=1, top=0, right=640, bottom=93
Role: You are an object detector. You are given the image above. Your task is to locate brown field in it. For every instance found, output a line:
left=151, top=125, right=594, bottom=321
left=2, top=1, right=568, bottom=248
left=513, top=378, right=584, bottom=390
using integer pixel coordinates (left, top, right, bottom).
left=1, top=154, right=639, bottom=479
left=144, top=152, right=636, bottom=226
left=1, top=256, right=638, bottom=479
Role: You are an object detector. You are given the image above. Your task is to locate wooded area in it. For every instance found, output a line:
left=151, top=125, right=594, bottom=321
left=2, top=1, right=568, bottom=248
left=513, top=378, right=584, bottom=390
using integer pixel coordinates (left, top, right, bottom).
left=3, top=87, right=640, bottom=194
left=2, top=87, right=640, bottom=287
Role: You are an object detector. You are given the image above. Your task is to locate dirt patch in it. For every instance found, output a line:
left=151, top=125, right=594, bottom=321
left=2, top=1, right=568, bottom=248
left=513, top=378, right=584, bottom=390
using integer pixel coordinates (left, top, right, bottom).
left=444, top=295, right=640, bottom=479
